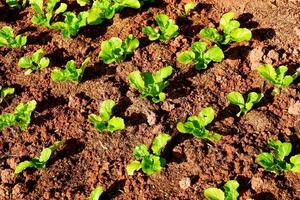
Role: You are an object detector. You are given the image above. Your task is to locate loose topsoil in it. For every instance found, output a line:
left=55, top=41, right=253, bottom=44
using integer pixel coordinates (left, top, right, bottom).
left=0, top=0, right=300, bottom=199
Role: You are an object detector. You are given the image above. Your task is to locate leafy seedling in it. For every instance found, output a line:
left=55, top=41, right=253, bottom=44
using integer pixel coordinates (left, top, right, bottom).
left=204, top=180, right=239, bottom=200
left=51, top=57, right=90, bottom=84
left=99, top=34, right=139, bottom=64
left=29, top=0, right=67, bottom=27
left=5, top=0, right=27, bottom=8
left=89, top=186, right=103, bottom=200
left=88, top=99, right=125, bottom=133
left=87, top=0, right=115, bottom=25
left=177, top=41, right=224, bottom=71
left=142, top=14, right=179, bottom=43
left=199, top=11, right=252, bottom=45
left=0, top=86, right=15, bottom=103
left=128, top=66, right=173, bottom=103
left=52, top=11, right=88, bottom=39
left=227, top=91, right=264, bottom=117
left=176, top=107, right=221, bottom=141
left=0, top=100, right=37, bottom=131
left=256, top=139, right=300, bottom=174
left=0, top=26, right=27, bottom=48
left=14, top=140, right=65, bottom=175
left=184, top=2, right=197, bottom=16
left=18, top=48, right=50, bottom=74
left=257, top=64, right=300, bottom=95
left=113, top=0, right=141, bottom=12
left=126, top=133, right=171, bottom=175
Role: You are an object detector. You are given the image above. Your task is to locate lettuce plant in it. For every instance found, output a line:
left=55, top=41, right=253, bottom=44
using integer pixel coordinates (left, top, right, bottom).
left=0, top=26, right=27, bottom=48
left=257, top=64, right=299, bottom=95
left=204, top=180, right=239, bottom=200
left=0, top=86, right=14, bottom=103
left=128, top=66, right=173, bottom=103
left=30, top=0, right=67, bottom=28
left=99, top=34, right=139, bottom=64
left=89, top=186, right=103, bottom=200
left=126, top=133, right=171, bottom=175
left=112, top=0, right=141, bottom=12
left=177, top=41, right=224, bottom=71
left=14, top=140, right=65, bottom=175
left=0, top=100, right=37, bottom=131
left=52, top=11, right=88, bottom=39
left=17, top=48, right=50, bottom=74
left=51, top=57, right=90, bottom=84
left=87, top=0, right=115, bottom=25
left=5, top=0, right=27, bottom=8
left=256, top=139, right=300, bottom=174
left=227, top=91, right=264, bottom=117
left=88, top=99, right=125, bottom=133
left=199, top=12, right=252, bottom=45
left=142, top=14, right=179, bottom=43
left=176, top=107, right=221, bottom=141
left=184, top=2, right=196, bottom=16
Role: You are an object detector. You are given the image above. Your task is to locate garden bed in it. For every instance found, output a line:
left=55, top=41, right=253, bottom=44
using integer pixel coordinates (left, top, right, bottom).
left=0, top=0, right=300, bottom=199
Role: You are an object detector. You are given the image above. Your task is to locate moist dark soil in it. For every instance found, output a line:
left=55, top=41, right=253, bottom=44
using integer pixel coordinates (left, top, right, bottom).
left=0, top=0, right=300, bottom=199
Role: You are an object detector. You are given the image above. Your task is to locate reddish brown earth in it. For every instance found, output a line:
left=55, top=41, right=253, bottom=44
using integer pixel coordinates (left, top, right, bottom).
left=0, top=0, right=300, bottom=199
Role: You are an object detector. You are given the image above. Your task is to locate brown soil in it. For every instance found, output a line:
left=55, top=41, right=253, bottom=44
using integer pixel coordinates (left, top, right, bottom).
left=1, top=0, right=300, bottom=199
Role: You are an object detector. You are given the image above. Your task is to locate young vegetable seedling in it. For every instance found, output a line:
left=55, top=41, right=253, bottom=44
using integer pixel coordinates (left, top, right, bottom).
left=128, top=66, right=173, bottom=103
left=142, top=14, right=179, bottom=43
left=227, top=91, right=264, bottom=117
left=0, top=86, right=15, bottom=103
left=51, top=57, right=90, bottom=84
left=126, top=133, right=171, bottom=175
left=177, top=41, right=224, bottom=71
left=184, top=2, right=197, bottom=16
left=18, top=48, right=50, bottom=74
left=52, top=11, right=88, bottom=39
left=5, top=0, right=27, bottom=8
left=0, top=26, right=27, bottom=48
left=86, top=0, right=116, bottom=25
left=14, top=140, right=65, bottom=175
left=204, top=180, right=239, bottom=200
left=176, top=107, right=221, bottom=141
left=257, top=64, right=300, bottom=95
left=99, top=34, right=139, bottom=64
left=112, top=0, right=141, bottom=12
left=0, top=100, right=36, bottom=131
left=88, top=99, right=125, bottom=133
left=89, top=186, right=103, bottom=200
left=199, top=11, right=252, bottom=45
left=29, top=0, right=67, bottom=28
left=256, top=139, right=300, bottom=174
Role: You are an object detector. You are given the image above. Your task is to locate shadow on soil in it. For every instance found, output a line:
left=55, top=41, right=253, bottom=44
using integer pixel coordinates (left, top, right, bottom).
left=101, top=179, right=126, bottom=199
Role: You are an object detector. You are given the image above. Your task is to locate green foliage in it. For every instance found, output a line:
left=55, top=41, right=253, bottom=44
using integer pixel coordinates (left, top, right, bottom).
left=0, top=26, right=27, bottom=48
left=52, top=11, right=88, bottom=39
left=17, top=48, right=50, bottom=74
left=256, top=139, right=300, bottom=174
left=5, top=0, right=27, bottom=8
left=177, top=41, right=224, bottom=71
left=199, top=11, right=252, bottom=45
left=0, top=86, right=15, bottom=103
left=77, top=0, right=90, bottom=6
left=184, top=2, right=196, bottom=16
left=176, top=107, right=221, bottom=141
left=113, top=0, right=141, bottom=12
left=51, top=57, right=90, bottom=84
left=128, top=66, right=173, bottom=103
left=29, top=0, right=67, bottom=28
left=257, top=64, right=299, bottom=95
left=88, top=99, right=125, bottom=133
left=89, top=186, right=103, bottom=200
left=14, top=140, right=64, bottom=175
left=126, top=133, right=171, bottom=175
left=204, top=180, right=239, bottom=200
left=87, top=0, right=115, bottom=25
left=0, top=100, right=36, bottom=131
left=99, top=34, right=139, bottom=64
left=142, top=14, right=179, bottom=43
left=227, top=91, right=264, bottom=117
